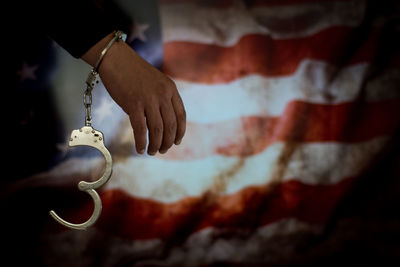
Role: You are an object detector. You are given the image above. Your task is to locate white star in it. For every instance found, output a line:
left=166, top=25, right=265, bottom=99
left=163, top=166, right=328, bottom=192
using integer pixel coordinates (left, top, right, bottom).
left=127, top=22, right=150, bottom=43
left=93, top=97, right=114, bottom=124
left=17, top=62, right=38, bottom=82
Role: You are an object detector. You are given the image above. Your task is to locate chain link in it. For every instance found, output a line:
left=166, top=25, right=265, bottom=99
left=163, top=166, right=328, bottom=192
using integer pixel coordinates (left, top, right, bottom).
left=83, top=70, right=98, bottom=126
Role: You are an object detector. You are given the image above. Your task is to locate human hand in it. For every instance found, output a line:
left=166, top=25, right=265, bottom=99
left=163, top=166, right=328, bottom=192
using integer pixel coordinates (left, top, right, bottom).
left=82, top=33, right=186, bottom=155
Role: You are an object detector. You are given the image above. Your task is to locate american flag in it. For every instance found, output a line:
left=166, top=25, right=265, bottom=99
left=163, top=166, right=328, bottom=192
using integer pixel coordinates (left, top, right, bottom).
left=6, top=0, right=400, bottom=266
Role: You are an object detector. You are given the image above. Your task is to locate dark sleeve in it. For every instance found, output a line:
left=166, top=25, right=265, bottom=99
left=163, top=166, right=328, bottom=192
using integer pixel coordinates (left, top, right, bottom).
left=36, top=0, right=129, bottom=58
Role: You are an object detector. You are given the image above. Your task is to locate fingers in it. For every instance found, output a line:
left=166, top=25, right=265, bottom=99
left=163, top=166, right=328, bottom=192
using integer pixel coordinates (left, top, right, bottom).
left=145, top=92, right=186, bottom=155
left=129, top=108, right=147, bottom=154
left=129, top=81, right=186, bottom=155
left=172, top=93, right=186, bottom=145
left=131, top=95, right=185, bottom=156
left=159, top=101, right=177, bottom=153
left=145, top=106, right=163, bottom=155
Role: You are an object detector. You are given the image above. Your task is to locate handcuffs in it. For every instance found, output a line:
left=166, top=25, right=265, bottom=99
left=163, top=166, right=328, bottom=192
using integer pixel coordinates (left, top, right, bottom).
left=49, top=30, right=124, bottom=230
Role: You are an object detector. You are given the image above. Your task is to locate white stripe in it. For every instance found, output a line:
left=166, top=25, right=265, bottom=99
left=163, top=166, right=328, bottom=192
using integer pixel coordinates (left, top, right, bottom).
left=27, top=139, right=388, bottom=203
left=107, top=137, right=386, bottom=202
left=176, top=61, right=400, bottom=123
left=38, top=218, right=323, bottom=265
left=161, top=0, right=365, bottom=45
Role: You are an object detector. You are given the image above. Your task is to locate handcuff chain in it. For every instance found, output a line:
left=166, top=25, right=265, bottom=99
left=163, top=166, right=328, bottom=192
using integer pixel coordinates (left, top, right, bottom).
left=84, top=70, right=97, bottom=126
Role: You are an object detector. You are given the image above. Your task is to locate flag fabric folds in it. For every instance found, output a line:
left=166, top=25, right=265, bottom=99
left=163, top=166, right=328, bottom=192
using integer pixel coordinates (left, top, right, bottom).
left=6, top=0, right=400, bottom=266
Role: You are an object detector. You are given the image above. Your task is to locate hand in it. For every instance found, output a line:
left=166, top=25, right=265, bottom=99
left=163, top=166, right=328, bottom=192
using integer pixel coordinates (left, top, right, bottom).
left=82, top=33, right=186, bottom=155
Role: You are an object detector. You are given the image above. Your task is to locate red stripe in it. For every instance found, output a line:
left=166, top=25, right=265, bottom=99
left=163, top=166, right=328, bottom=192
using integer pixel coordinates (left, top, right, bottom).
left=51, top=177, right=354, bottom=240
left=163, top=27, right=381, bottom=83
left=158, top=99, right=400, bottom=160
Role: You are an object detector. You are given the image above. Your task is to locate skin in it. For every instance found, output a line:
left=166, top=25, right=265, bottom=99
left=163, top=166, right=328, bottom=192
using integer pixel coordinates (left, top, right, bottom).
left=82, top=32, right=186, bottom=155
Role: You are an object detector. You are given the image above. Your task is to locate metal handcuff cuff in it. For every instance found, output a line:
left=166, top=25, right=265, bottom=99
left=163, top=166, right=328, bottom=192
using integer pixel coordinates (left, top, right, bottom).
left=49, top=30, right=124, bottom=230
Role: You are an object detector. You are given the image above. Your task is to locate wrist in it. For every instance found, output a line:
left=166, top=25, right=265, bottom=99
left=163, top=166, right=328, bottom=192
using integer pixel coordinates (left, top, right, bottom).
left=97, top=37, right=141, bottom=85
left=82, top=31, right=123, bottom=68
